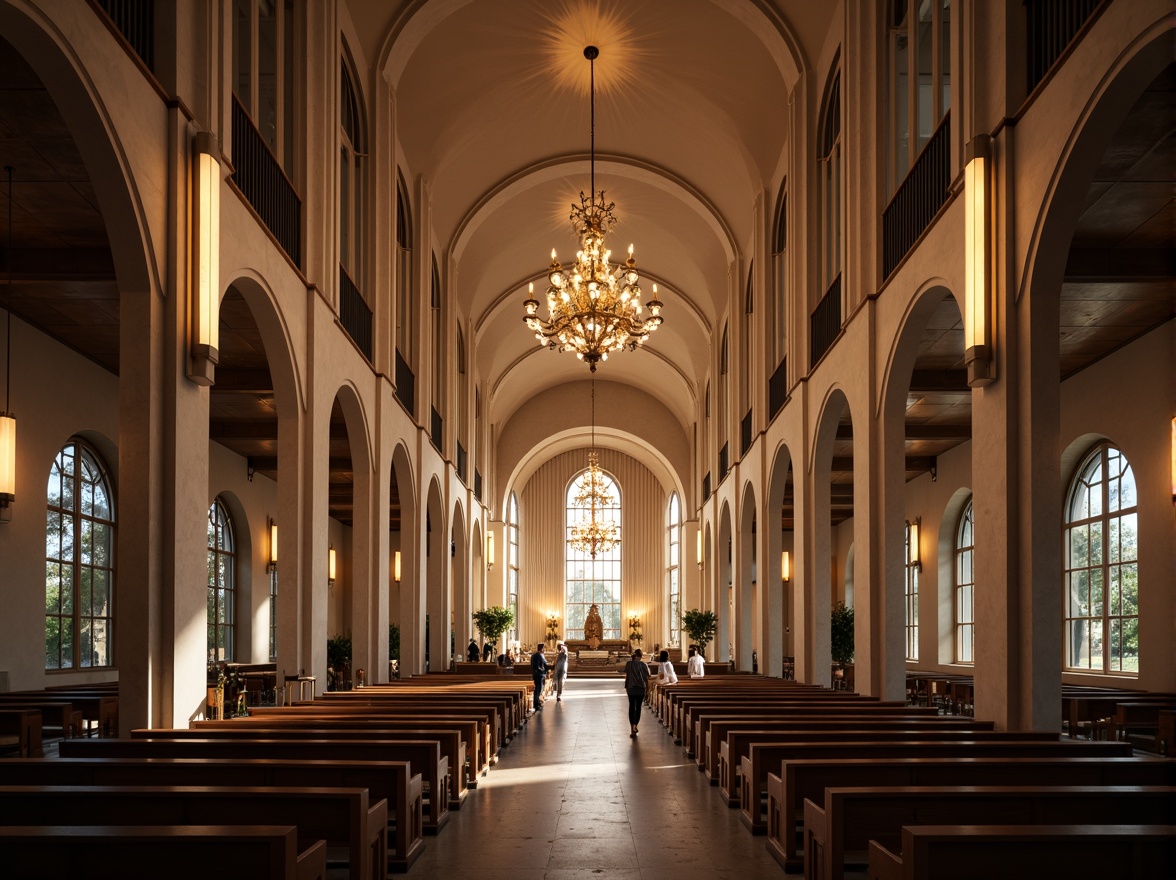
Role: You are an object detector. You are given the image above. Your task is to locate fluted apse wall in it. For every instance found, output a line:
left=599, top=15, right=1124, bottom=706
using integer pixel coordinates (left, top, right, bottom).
left=517, top=448, right=670, bottom=649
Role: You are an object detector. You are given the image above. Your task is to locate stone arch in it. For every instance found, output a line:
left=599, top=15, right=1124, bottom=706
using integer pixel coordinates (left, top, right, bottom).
left=737, top=480, right=758, bottom=672
left=937, top=487, right=974, bottom=666
left=766, top=442, right=797, bottom=677
left=451, top=500, right=469, bottom=656
left=425, top=477, right=448, bottom=670
left=390, top=441, right=419, bottom=673
left=716, top=499, right=733, bottom=664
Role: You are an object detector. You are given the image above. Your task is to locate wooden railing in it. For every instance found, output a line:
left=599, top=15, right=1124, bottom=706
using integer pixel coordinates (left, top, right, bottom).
left=1026, top=0, right=1103, bottom=93
left=96, top=0, right=154, bottom=71
left=395, top=349, right=415, bottom=415
left=719, top=443, right=729, bottom=482
left=882, top=113, right=951, bottom=278
left=338, top=266, right=372, bottom=362
left=430, top=407, right=443, bottom=452
left=810, top=274, right=842, bottom=368
left=231, top=95, right=302, bottom=268
left=741, top=410, right=753, bottom=457
left=769, top=357, right=788, bottom=420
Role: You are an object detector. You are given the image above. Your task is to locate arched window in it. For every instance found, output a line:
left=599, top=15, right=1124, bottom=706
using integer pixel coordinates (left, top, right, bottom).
left=772, top=188, right=787, bottom=369
left=233, top=0, right=297, bottom=173
left=667, top=493, right=682, bottom=647
left=207, top=499, right=237, bottom=662
left=45, top=440, right=115, bottom=669
left=339, top=58, right=365, bottom=285
left=507, top=493, right=519, bottom=645
left=904, top=519, right=919, bottom=661
left=565, top=467, right=622, bottom=640
left=1064, top=445, right=1138, bottom=674
left=954, top=499, right=974, bottom=663
left=818, top=69, right=842, bottom=294
left=431, top=256, right=444, bottom=442
left=395, top=175, right=413, bottom=365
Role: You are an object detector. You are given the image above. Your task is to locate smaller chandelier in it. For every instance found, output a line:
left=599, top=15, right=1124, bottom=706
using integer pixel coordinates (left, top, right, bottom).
left=567, top=383, right=619, bottom=559
left=523, top=45, right=664, bottom=372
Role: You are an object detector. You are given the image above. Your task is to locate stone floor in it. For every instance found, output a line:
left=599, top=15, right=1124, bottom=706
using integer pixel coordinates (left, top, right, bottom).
left=409, top=677, right=784, bottom=879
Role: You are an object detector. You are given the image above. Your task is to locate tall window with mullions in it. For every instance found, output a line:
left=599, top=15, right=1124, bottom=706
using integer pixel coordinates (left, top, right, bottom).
left=565, top=469, right=622, bottom=640
left=667, top=493, right=681, bottom=648
left=954, top=499, right=974, bottom=663
left=507, top=493, right=520, bottom=645
left=207, top=499, right=237, bottom=663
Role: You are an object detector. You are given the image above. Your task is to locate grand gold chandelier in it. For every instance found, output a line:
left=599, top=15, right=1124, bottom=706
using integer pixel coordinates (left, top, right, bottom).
left=523, top=45, right=663, bottom=373
left=567, top=381, right=619, bottom=558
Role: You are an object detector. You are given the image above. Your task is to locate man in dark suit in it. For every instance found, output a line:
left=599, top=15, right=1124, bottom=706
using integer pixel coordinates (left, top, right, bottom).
left=530, top=643, right=548, bottom=711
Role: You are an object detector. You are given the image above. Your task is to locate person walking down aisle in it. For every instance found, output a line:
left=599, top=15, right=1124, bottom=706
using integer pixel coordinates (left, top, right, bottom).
left=687, top=645, right=705, bottom=678
left=530, top=643, right=548, bottom=712
left=553, top=643, right=569, bottom=701
left=624, top=649, right=651, bottom=737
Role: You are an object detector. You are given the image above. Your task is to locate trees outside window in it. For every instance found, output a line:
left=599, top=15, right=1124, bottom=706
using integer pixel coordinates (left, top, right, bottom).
left=45, top=440, right=115, bottom=670
left=954, top=498, right=974, bottom=663
left=1064, top=444, right=1138, bottom=674
left=207, top=499, right=237, bottom=663
left=565, top=469, right=622, bottom=640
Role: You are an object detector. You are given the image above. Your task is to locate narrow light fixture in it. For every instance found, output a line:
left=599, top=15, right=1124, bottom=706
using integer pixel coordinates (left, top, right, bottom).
left=328, top=545, right=337, bottom=588
left=964, top=134, right=994, bottom=387
left=907, top=517, right=921, bottom=571
left=1170, top=417, right=1175, bottom=507
left=393, top=550, right=402, bottom=584
left=486, top=533, right=495, bottom=571
left=267, top=518, right=278, bottom=573
left=780, top=550, right=791, bottom=584
left=0, top=166, right=15, bottom=523
left=188, top=131, right=222, bottom=385
left=696, top=530, right=703, bottom=569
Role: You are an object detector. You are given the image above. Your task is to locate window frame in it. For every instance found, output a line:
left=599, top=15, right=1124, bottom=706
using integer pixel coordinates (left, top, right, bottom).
left=232, top=0, right=298, bottom=173
left=817, top=69, right=842, bottom=294
left=207, top=498, right=238, bottom=663
left=954, top=498, right=974, bottom=664
left=564, top=467, right=622, bottom=641
left=667, top=493, right=681, bottom=648
left=339, top=58, right=365, bottom=285
left=507, top=493, right=520, bottom=646
left=904, top=518, right=919, bottom=661
left=771, top=187, right=787, bottom=370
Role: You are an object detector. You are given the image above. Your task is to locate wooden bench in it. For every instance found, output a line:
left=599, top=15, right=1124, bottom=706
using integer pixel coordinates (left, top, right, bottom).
left=135, top=726, right=469, bottom=808
left=0, top=691, right=118, bottom=736
left=333, top=684, right=530, bottom=730
left=720, top=728, right=1062, bottom=803
left=0, top=708, right=43, bottom=757
left=0, top=784, right=386, bottom=880
left=58, top=736, right=450, bottom=834
left=766, top=755, right=1176, bottom=872
left=0, top=701, right=83, bottom=738
left=0, top=755, right=424, bottom=872
left=0, top=824, right=328, bottom=880
left=867, top=824, right=1176, bottom=880
left=739, top=738, right=1134, bottom=834
left=306, top=695, right=512, bottom=749
left=805, top=785, right=1176, bottom=880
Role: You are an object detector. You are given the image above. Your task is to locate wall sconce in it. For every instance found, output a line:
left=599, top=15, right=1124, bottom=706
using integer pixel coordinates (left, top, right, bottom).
left=393, top=550, right=401, bottom=584
left=964, top=134, right=994, bottom=387
left=696, top=530, right=703, bottom=569
left=907, top=517, right=922, bottom=571
left=780, top=550, right=791, bottom=584
left=328, top=544, right=336, bottom=588
left=267, top=518, right=278, bottom=573
left=0, top=166, right=15, bottom=524
left=486, top=533, right=495, bottom=570
left=188, top=131, right=222, bottom=386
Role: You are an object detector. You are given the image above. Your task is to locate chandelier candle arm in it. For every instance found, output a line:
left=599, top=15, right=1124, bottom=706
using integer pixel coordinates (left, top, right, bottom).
left=522, top=45, right=664, bottom=372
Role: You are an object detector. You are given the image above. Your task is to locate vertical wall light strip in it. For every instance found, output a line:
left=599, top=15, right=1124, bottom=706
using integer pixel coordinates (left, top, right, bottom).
left=964, top=134, right=994, bottom=387
left=188, top=131, right=222, bottom=385
left=0, top=166, right=15, bottom=522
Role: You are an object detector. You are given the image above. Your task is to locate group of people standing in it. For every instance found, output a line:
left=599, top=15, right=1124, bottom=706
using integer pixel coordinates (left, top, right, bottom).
left=624, top=645, right=705, bottom=737
left=527, top=641, right=569, bottom=711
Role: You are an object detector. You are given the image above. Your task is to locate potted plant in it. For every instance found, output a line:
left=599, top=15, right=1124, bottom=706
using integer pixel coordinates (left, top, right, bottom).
left=327, top=632, right=352, bottom=691
left=471, top=605, right=515, bottom=656
left=830, top=602, right=854, bottom=688
left=682, top=609, right=719, bottom=656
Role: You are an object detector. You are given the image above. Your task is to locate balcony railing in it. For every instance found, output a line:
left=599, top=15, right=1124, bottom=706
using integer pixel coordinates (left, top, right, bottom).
left=719, top=443, right=729, bottom=482
left=430, top=407, right=443, bottom=451
left=338, top=266, right=372, bottom=362
left=96, top=0, right=154, bottom=71
left=810, top=274, right=842, bottom=368
left=702, top=472, right=711, bottom=500
left=232, top=95, right=302, bottom=267
left=740, top=410, right=753, bottom=457
left=456, top=442, right=467, bottom=483
left=882, top=113, right=951, bottom=278
left=769, top=357, right=788, bottom=420
left=395, top=349, right=415, bottom=415
left=1026, top=0, right=1103, bottom=93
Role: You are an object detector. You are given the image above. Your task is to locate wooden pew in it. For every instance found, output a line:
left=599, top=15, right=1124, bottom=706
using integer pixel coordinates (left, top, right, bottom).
left=805, top=785, right=1176, bottom=880
left=0, top=784, right=386, bottom=880
left=0, top=825, right=327, bottom=880
left=719, top=728, right=1062, bottom=802
left=0, top=756, right=424, bottom=872
left=867, top=824, right=1176, bottom=880
left=195, top=715, right=489, bottom=786
left=0, top=701, right=82, bottom=738
left=739, top=738, right=1134, bottom=834
left=134, top=726, right=469, bottom=808
left=58, top=736, right=450, bottom=834
left=303, top=695, right=510, bottom=750
left=1100, top=700, right=1176, bottom=748
left=0, top=691, right=117, bottom=736
left=321, top=686, right=528, bottom=736
left=0, top=708, right=43, bottom=757
left=766, top=755, right=1176, bottom=872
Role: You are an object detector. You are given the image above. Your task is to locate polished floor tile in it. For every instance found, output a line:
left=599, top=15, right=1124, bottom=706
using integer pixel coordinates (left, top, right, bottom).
left=410, top=678, right=782, bottom=878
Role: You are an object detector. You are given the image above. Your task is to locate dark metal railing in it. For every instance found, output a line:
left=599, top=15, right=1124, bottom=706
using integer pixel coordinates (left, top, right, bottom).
left=232, top=95, right=302, bottom=267
left=96, top=0, right=154, bottom=71
left=702, top=472, right=711, bottom=500
left=430, top=407, right=443, bottom=451
left=769, top=357, right=788, bottom=420
left=474, top=469, right=483, bottom=502
left=882, top=113, right=951, bottom=278
left=395, top=349, right=415, bottom=415
left=338, top=266, right=372, bottom=362
left=740, top=410, right=753, bottom=457
left=810, top=275, right=842, bottom=368
left=456, top=443, right=467, bottom=483
left=719, top=443, right=729, bottom=482
left=1026, top=0, right=1102, bottom=93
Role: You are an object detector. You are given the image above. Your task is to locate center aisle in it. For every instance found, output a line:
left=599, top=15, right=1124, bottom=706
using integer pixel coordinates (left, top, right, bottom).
left=410, top=677, right=782, bottom=879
